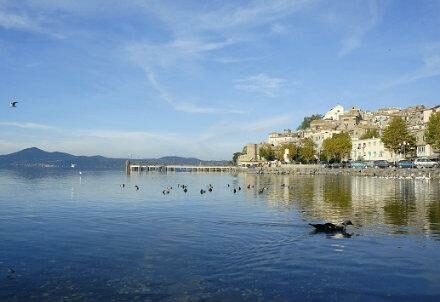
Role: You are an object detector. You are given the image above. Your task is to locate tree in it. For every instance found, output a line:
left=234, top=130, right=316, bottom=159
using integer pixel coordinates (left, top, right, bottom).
left=360, top=128, right=379, bottom=139
left=322, top=137, right=335, bottom=161
left=381, top=117, right=415, bottom=156
left=322, top=132, right=352, bottom=162
left=232, top=152, right=243, bottom=165
left=297, top=114, right=323, bottom=130
left=425, top=112, right=440, bottom=150
left=298, top=138, right=316, bottom=163
left=259, top=145, right=276, bottom=161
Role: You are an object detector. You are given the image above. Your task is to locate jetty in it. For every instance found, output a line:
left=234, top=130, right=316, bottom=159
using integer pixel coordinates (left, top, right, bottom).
left=126, top=161, right=237, bottom=174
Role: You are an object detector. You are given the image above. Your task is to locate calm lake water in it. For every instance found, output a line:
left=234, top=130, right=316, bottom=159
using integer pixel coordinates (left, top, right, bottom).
left=1, top=169, right=440, bottom=301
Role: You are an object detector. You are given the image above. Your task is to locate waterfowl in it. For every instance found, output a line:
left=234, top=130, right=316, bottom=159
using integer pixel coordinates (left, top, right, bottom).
left=247, top=184, right=251, bottom=189
left=309, top=220, right=353, bottom=233
left=134, top=185, right=139, bottom=191
left=208, top=187, right=212, bottom=192
left=233, top=188, right=237, bottom=193
left=183, top=188, right=188, bottom=193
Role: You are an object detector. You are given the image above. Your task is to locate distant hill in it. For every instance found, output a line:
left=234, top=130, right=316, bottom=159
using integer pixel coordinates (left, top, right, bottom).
left=0, top=147, right=229, bottom=170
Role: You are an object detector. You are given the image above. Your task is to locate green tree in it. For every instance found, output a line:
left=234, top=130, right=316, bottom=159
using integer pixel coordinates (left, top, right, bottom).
left=322, top=132, right=352, bottom=162
left=259, top=145, right=276, bottom=161
left=360, top=128, right=379, bottom=139
left=381, top=117, right=415, bottom=156
left=232, top=152, right=243, bottom=165
left=425, top=112, right=440, bottom=150
left=297, top=114, right=323, bottom=130
left=322, top=137, right=336, bottom=161
left=298, top=138, right=316, bottom=163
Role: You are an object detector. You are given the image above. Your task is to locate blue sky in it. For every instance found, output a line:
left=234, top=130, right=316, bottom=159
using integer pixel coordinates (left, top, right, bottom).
left=1, top=0, right=439, bottom=159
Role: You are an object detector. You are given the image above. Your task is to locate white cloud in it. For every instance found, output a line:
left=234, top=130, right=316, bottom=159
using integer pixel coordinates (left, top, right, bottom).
left=235, top=73, right=286, bottom=97
left=196, top=0, right=314, bottom=32
left=0, top=121, right=53, bottom=129
left=0, top=9, right=41, bottom=32
left=0, top=1, right=65, bottom=38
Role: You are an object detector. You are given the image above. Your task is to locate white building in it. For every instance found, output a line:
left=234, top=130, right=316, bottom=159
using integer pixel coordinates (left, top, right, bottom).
left=323, top=104, right=344, bottom=121
left=351, top=138, right=394, bottom=161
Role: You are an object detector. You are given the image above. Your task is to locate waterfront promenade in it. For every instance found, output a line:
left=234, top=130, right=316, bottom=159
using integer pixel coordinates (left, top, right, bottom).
left=126, top=161, right=238, bottom=174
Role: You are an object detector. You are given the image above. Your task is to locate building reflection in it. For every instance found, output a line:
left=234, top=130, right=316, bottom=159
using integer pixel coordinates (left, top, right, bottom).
left=239, top=173, right=440, bottom=238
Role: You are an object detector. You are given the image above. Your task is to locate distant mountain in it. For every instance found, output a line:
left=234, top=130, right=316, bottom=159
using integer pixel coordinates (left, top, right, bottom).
left=0, top=147, right=229, bottom=170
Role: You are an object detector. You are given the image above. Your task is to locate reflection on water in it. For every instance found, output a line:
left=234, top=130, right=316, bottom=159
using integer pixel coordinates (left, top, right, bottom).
left=1, top=169, right=440, bottom=301
left=242, top=173, right=440, bottom=237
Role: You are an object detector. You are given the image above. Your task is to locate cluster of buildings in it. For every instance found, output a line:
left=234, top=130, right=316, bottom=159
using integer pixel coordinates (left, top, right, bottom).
left=237, top=104, right=439, bottom=167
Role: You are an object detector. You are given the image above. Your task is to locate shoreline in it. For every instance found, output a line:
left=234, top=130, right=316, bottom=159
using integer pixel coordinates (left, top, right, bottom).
left=239, top=164, right=440, bottom=180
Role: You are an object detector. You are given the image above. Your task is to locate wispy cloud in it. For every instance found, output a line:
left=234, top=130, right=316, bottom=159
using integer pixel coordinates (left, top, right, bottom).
left=145, top=71, right=244, bottom=114
left=382, top=45, right=440, bottom=89
left=0, top=10, right=39, bottom=32
left=0, top=121, right=53, bottom=130
left=0, top=2, right=62, bottom=38
left=197, top=0, right=314, bottom=32
left=235, top=73, right=287, bottom=97
left=337, top=0, right=385, bottom=57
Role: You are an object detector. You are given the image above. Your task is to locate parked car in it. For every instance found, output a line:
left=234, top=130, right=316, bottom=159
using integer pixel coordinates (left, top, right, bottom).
left=414, top=158, right=438, bottom=169
left=373, top=160, right=390, bottom=168
left=351, top=161, right=369, bottom=169
left=325, top=162, right=342, bottom=169
left=397, top=160, right=416, bottom=169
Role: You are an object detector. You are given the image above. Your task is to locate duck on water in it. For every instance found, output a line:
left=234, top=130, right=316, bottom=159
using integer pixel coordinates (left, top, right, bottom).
left=309, top=220, right=353, bottom=233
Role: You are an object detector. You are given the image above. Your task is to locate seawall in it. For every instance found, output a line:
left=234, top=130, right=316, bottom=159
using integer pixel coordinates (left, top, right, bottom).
left=239, top=164, right=440, bottom=180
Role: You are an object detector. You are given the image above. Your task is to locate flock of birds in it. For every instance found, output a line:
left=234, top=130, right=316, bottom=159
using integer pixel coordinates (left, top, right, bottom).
left=119, top=182, right=271, bottom=196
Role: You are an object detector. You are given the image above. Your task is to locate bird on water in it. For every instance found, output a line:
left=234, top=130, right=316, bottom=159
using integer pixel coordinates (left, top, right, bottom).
left=309, top=220, right=353, bottom=233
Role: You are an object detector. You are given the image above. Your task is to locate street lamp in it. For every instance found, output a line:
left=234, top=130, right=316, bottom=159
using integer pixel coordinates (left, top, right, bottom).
left=400, top=141, right=407, bottom=159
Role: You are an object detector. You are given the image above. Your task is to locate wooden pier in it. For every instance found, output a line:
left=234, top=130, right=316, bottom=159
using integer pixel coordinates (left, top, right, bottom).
left=126, top=160, right=237, bottom=174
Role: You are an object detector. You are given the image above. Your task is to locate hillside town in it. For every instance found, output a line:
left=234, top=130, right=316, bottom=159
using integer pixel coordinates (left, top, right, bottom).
left=236, top=104, right=440, bottom=167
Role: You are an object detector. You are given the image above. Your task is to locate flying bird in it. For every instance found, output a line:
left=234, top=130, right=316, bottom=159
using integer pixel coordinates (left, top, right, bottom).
left=10, top=101, right=18, bottom=108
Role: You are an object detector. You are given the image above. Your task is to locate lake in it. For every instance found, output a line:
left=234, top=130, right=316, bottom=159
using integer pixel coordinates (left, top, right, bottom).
left=1, top=169, right=440, bottom=301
